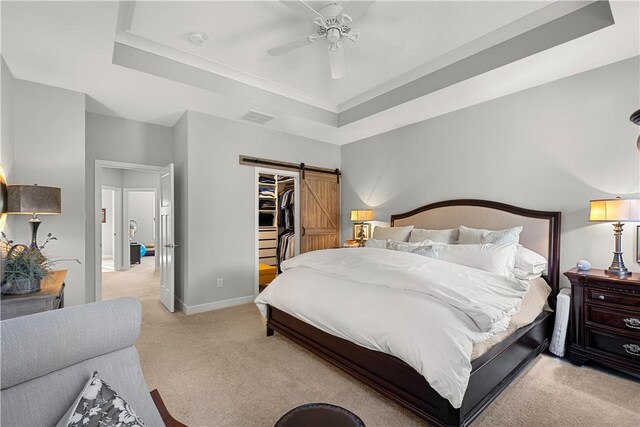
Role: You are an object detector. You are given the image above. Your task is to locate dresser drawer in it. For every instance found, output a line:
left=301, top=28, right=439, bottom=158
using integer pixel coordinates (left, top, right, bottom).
left=259, top=229, right=278, bottom=240
left=259, top=248, right=276, bottom=258
left=259, top=256, right=277, bottom=266
left=587, top=328, right=640, bottom=361
left=587, top=288, right=640, bottom=308
left=259, top=239, right=277, bottom=249
left=586, top=305, right=640, bottom=335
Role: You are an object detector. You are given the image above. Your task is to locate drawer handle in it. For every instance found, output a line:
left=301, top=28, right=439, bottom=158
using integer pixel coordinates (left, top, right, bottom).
left=623, top=318, right=640, bottom=329
left=597, top=295, right=605, bottom=300
left=623, top=344, right=640, bottom=356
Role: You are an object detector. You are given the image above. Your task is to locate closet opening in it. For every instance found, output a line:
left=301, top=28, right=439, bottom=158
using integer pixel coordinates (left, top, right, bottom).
left=255, top=168, right=300, bottom=294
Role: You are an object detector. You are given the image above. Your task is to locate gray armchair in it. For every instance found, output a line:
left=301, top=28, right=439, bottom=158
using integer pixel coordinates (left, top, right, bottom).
left=1, top=298, right=180, bottom=426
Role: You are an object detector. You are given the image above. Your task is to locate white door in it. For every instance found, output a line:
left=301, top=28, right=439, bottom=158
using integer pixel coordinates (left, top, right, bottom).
left=159, top=164, right=175, bottom=312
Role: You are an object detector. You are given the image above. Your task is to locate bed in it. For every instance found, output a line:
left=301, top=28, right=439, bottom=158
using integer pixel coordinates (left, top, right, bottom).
left=258, top=199, right=561, bottom=426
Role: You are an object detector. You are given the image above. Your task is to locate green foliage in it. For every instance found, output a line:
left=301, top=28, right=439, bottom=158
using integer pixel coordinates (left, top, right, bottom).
left=3, top=245, right=50, bottom=283
left=1, top=231, right=80, bottom=284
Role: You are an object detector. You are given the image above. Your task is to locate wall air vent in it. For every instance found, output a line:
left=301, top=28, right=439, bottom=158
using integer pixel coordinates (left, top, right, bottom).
left=240, top=110, right=276, bottom=125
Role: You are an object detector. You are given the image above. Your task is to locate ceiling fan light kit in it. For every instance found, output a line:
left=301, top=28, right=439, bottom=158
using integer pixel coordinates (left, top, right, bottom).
left=268, top=1, right=374, bottom=79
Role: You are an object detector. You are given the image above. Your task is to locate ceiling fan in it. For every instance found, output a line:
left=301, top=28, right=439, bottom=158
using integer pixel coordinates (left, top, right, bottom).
left=267, top=1, right=376, bottom=79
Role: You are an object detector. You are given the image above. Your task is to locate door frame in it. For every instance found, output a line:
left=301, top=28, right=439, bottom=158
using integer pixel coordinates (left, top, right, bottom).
left=101, top=186, right=123, bottom=271
left=254, top=167, right=300, bottom=296
left=94, top=160, right=163, bottom=302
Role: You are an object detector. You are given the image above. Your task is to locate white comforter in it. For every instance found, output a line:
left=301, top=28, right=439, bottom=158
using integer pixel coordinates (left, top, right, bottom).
left=254, top=248, right=529, bottom=408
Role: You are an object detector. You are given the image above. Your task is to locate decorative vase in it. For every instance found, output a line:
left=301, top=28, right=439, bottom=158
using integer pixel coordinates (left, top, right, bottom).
left=1, top=277, right=41, bottom=295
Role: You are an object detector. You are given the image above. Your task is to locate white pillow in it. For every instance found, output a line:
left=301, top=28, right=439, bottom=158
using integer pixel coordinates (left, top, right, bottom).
left=515, top=246, right=547, bottom=274
left=364, top=238, right=387, bottom=249
left=458, top=225, right=523, bottom=245
left=409, top=228, right=458, bottom=244
left=371, top=225, right=414, bottom=242
left=386, top=240, right=438, bottom=258
left=513, top=267, right=543, bottom=281
left=431, top=241, right=518, bottom=277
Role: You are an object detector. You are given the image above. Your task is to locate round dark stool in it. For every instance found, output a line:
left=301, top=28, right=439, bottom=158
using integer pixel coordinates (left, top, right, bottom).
left=275, top=403, right=365, bottom=427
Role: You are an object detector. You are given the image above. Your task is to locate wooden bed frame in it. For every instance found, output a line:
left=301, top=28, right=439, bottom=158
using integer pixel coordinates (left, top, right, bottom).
left=266, top=199, right=561, bottom=426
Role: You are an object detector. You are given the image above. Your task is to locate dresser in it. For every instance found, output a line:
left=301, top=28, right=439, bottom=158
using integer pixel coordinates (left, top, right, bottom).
left=1, top=270, right=67, bottom=320
left=565, top=268, right=640, bottom=375
left=130, top=243, right=141, bottom=265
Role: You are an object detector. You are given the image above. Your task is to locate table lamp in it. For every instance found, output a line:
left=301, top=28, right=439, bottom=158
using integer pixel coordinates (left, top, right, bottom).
left=7, top=184, right=61, bottom=249
left=350, top=209, right=373, bottom=247
left=589, top=197, right=640, bottom=276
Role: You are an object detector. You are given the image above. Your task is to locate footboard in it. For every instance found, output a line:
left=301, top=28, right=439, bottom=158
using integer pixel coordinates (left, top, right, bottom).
left=266, top=305, right=552, bottom=427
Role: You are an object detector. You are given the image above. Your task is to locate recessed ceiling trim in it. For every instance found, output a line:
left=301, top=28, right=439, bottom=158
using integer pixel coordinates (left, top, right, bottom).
left=112, top=41, right=338, bottom=127
left=338, top=0, right=615, bottom=127
left=337, top=0, right=598, bottom=112
left=115, top=1, right=338, bottom=112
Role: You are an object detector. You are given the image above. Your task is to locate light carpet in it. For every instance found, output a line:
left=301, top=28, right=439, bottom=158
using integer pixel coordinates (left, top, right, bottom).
left=102, top=263, right=640, bottom=426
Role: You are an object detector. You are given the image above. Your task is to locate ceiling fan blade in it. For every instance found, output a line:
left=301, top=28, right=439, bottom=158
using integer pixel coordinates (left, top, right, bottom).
left=267, top=36, right=313, bottom=56
left=328, top=43, right=345, bottom=79
left=340, top=0, right=376, bottom=21
left=279, top=1, right=325, bottom=22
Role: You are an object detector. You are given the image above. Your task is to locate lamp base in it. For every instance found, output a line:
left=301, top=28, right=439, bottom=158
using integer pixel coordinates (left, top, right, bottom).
left=605, top=251, right=631, bottom=277
left=355, top=221, right=366, bottom=247
left=28, top=215, right=41, bottom=250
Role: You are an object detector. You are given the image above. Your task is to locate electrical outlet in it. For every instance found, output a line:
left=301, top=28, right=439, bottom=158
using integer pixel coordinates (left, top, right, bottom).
left=216, top=278, right=223, bottom=288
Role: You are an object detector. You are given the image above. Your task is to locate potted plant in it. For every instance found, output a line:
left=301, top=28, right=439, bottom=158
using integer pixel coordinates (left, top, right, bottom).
left=1, top=232, right=80, bottom=295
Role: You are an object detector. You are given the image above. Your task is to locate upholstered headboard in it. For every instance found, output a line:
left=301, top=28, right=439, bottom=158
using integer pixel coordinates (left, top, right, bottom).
left=391, top=199, right=561, bottom=306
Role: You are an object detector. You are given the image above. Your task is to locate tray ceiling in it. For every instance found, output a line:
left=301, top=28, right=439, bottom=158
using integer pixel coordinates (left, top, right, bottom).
left=125, top=1, right=552, bottom=108
left=2, top=1, right=638, bottom=145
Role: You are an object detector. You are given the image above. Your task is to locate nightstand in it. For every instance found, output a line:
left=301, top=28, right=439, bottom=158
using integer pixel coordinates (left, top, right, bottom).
left=564, top=268, right=640, bottom=375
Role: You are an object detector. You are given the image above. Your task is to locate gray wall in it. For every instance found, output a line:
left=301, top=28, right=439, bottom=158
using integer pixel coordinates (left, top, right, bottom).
left=102, top=168, right=123, bottom=188
left=341, top=57, right=640, bottom=283
left=1, top=57, right=15, bottom=238
left=172, top=113, right=188, bottom=304
left=128, top=191, right=155, bottom=245
left=122, top=170, right=160, bottom=190
left=11, top=80, right=86, bottom=305
left=85, top=112, right=172, bottom=301
left=180, top=111, right=340, bottom=309
left=1, top=57, right=15, bottom=182
left=101, top=188, right=114, bottom=258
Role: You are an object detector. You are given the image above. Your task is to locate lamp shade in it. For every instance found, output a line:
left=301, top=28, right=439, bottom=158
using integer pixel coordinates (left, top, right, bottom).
left=589, top=198, right=640, bottom=222
left=7, top=185, right=61, bottom=215
left=350, top=209, right=373, bottom=222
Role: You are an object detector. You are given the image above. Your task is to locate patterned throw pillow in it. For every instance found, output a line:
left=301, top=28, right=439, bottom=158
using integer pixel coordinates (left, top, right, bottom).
left=458, top=225, right=523, bottom=245
left=58, top=371, right=145, bottom=427
left=386, top=240, right=438, bottom=259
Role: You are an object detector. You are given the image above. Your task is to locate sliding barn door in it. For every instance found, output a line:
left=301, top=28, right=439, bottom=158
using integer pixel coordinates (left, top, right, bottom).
left=300, top=171, right=340, bottom=253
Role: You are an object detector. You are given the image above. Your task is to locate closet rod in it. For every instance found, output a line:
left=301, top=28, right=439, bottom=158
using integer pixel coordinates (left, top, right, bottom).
left=239, top=155, right=341, bottom=181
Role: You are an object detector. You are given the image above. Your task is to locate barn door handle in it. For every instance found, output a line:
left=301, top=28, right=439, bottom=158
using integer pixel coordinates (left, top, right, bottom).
left=301, top=227, right=306, bottom=236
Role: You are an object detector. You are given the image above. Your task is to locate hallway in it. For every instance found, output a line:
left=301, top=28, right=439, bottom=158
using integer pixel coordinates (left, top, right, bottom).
left=102, top=256, right=159, bottom=301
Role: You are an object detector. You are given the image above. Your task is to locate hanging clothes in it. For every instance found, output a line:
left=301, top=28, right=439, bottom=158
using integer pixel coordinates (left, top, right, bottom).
left=278, top=231, right=295, bottom=267
left=278, top=188, right=294, bottom=231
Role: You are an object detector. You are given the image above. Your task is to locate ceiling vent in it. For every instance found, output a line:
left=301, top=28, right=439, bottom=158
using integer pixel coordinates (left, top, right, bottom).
left=240, top=110, right=276, bottom=125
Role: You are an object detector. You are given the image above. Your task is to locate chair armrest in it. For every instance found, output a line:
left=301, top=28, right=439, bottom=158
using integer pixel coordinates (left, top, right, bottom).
left=150, top=389, right=187, bottom=427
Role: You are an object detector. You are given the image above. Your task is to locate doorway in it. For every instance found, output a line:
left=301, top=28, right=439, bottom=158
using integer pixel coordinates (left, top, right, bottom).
left=100, top=186, right=121, bottom=271
left=255, top=167, right=300, bottom=294
left=95, top=161, right=175, bottom=312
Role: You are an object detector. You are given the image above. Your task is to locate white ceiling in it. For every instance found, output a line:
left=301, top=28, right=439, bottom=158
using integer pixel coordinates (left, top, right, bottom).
left=127, top=1, right=551, bottom=108
left=2, top=1, right=639, bottom=145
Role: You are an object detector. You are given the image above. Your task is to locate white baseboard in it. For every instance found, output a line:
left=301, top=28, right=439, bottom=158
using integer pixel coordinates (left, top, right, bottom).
left=178, top=295, right=256, bottom=315
left=175, top=296, right=186, bottom=312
